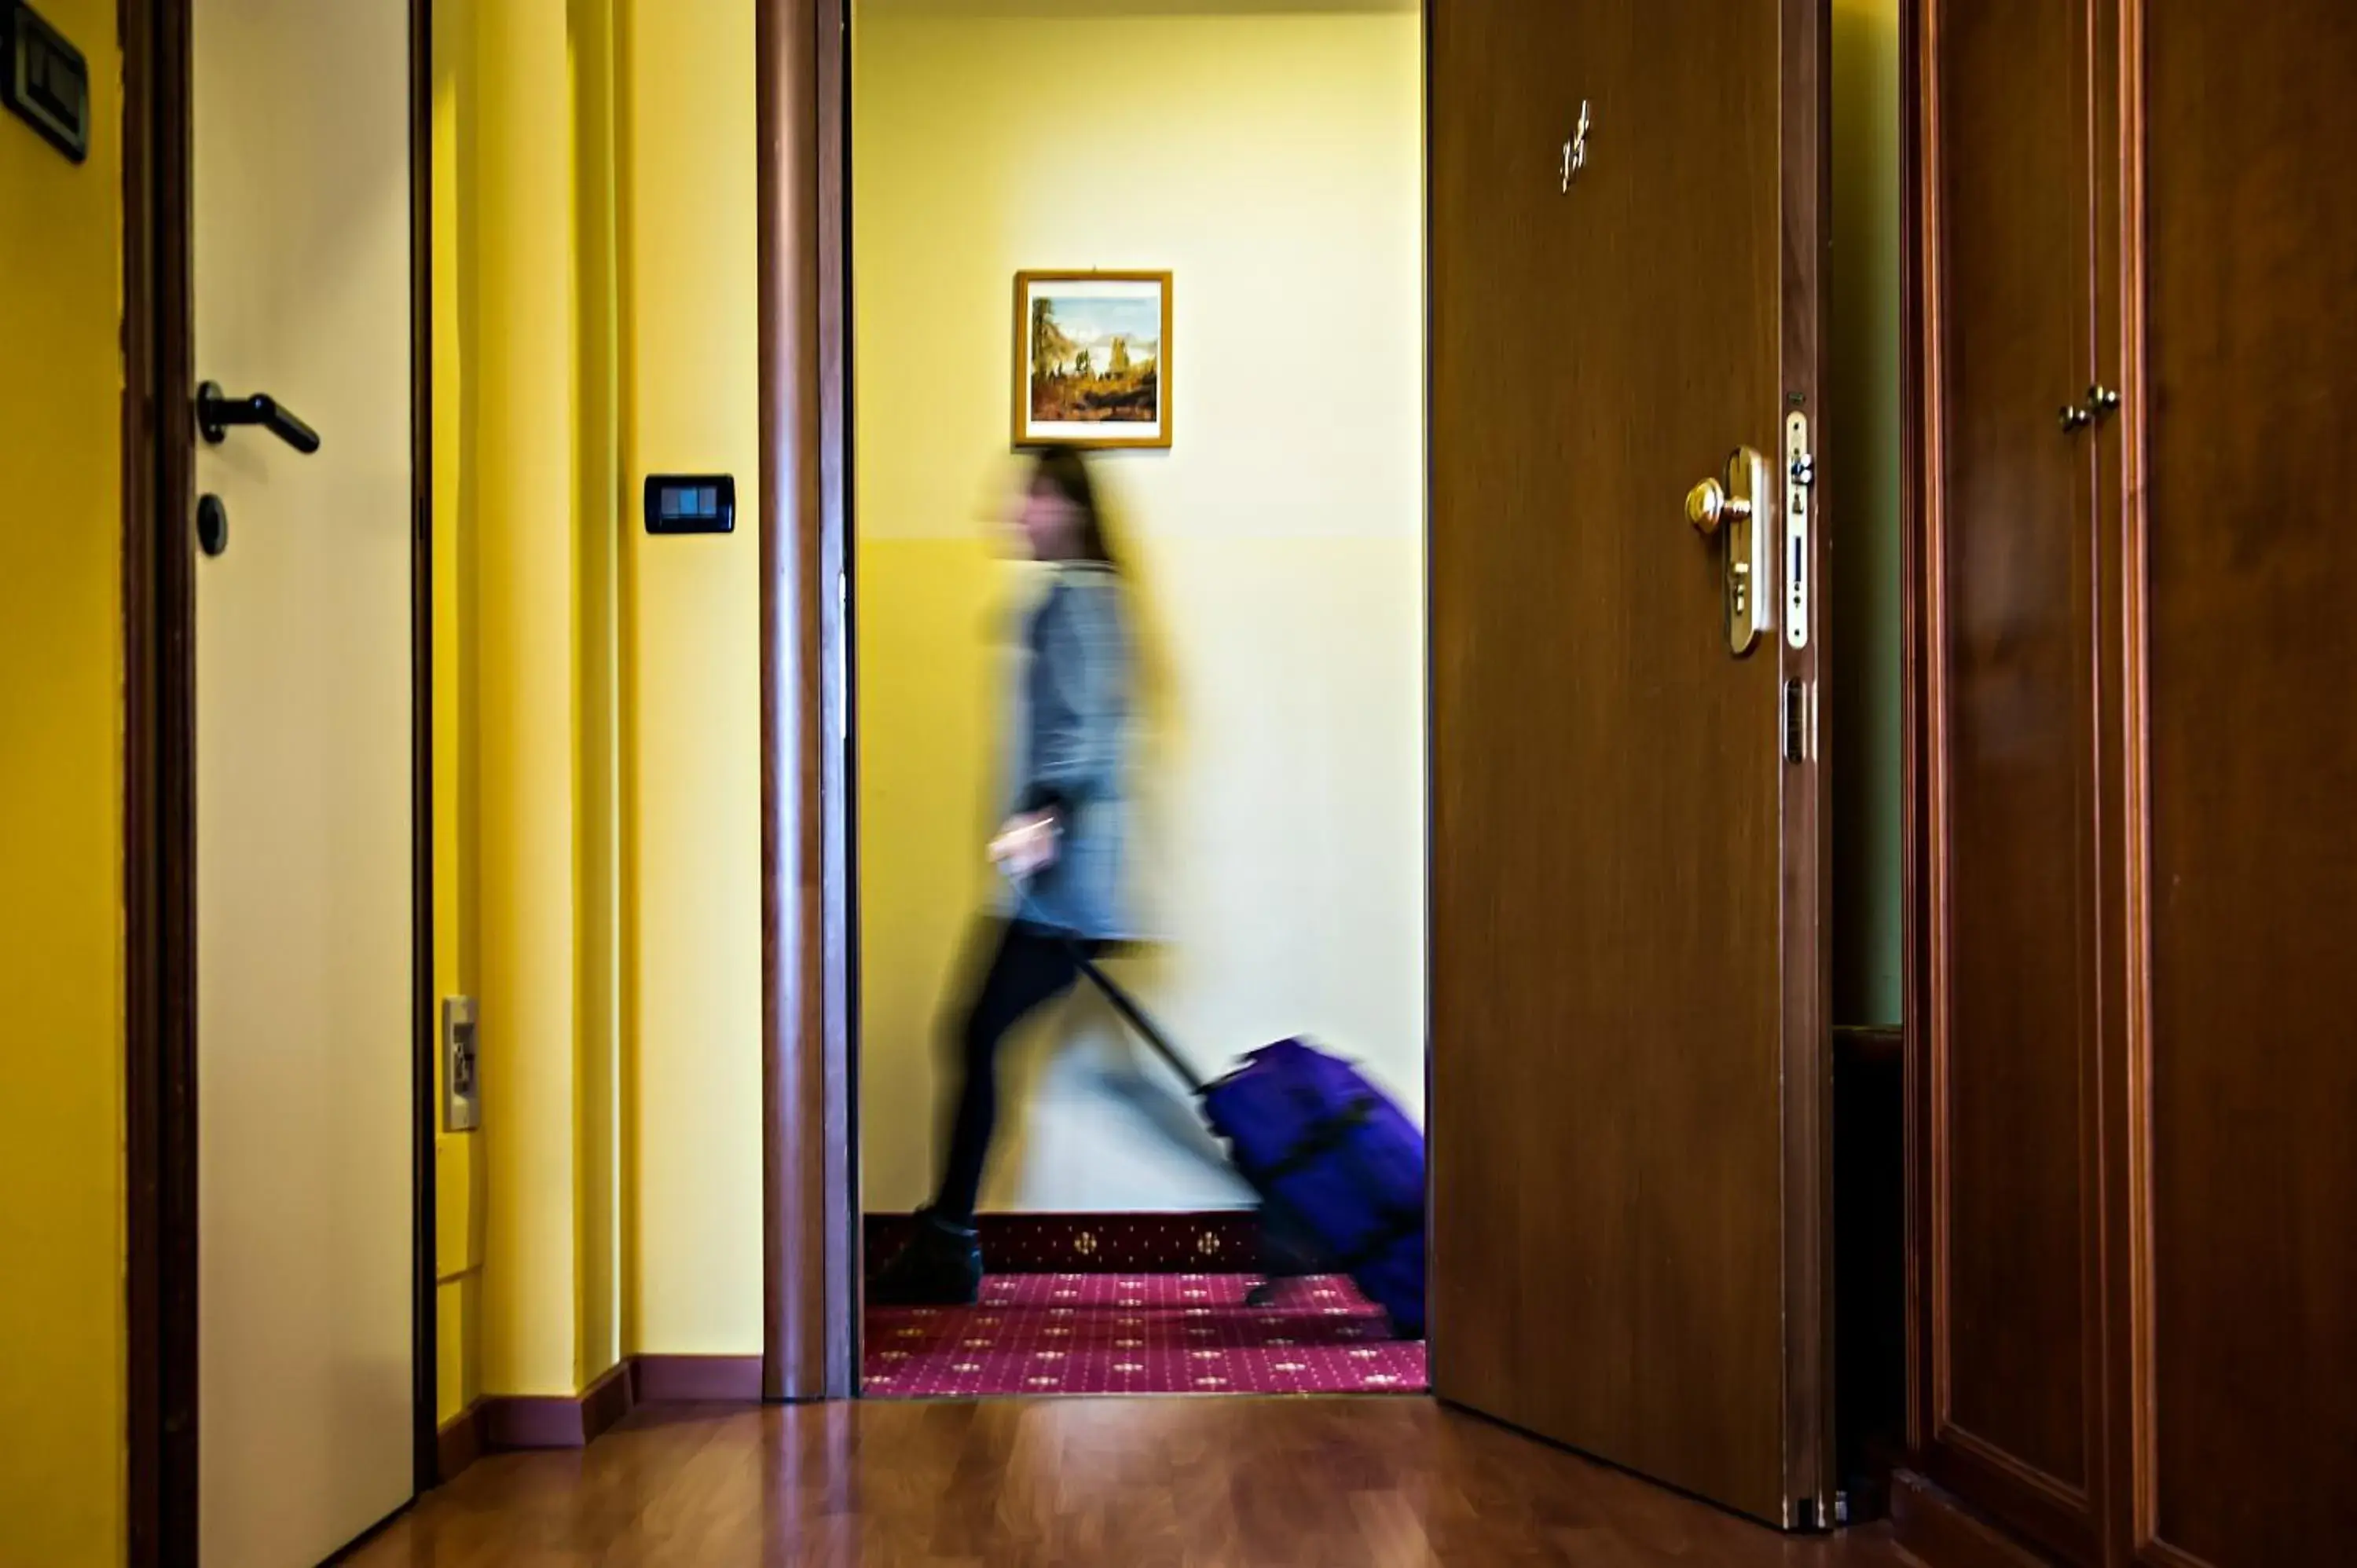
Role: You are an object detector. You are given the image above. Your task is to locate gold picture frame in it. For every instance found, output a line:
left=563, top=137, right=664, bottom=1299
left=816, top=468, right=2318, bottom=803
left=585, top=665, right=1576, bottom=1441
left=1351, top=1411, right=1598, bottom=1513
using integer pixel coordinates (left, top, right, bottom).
left=1012, top=270, right=1173, bottom=449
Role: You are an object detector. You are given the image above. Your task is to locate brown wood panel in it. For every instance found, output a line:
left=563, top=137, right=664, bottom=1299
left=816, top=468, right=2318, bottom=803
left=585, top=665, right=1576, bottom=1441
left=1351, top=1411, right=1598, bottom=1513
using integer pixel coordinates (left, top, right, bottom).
left=2135, top=1, right=2357, bottom=1559
left=408, top=0, right=441, bottom=1497
left=121, top=1, right=202, bottom=1559
left=1914, top=0, right=2104, bottom=1555
left=757, top=0, right=856, bottom=1403
left=355, top=1400, right=1921, bottom=1566
left=1429, top=0, right=1819, bottom=1526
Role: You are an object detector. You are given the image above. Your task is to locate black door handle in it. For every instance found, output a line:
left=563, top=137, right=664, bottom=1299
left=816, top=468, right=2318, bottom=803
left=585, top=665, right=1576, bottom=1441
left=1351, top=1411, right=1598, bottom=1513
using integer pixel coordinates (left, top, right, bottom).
left=196, top=380, right=321, bottom=454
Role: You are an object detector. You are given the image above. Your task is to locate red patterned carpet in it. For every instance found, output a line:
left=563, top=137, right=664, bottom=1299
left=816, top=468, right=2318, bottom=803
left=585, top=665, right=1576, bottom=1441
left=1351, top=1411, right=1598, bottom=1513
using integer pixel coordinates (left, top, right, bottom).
left=864, top=1272, right=1428, bottom=1398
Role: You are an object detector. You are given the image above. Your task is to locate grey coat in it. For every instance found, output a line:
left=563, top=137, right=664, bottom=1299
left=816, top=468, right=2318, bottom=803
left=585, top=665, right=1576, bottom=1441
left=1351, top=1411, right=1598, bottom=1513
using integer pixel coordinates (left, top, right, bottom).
left=1003, top=562, right=1132, bottom=940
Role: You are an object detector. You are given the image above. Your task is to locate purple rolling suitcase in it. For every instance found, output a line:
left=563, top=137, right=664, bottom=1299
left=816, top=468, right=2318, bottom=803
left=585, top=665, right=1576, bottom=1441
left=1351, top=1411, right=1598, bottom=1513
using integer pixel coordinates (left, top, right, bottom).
left=1058, top=943, right=1428, bottom=1337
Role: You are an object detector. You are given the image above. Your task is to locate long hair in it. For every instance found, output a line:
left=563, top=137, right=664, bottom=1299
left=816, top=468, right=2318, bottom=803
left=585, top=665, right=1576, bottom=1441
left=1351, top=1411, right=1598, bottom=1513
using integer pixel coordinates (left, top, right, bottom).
left=1028, top=447, right=1120, bottom=570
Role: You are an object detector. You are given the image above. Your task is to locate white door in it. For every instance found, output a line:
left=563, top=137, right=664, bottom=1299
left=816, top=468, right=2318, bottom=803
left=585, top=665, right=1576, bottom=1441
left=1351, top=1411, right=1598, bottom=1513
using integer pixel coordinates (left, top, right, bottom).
left=192, top=0, right=416, bottom=1560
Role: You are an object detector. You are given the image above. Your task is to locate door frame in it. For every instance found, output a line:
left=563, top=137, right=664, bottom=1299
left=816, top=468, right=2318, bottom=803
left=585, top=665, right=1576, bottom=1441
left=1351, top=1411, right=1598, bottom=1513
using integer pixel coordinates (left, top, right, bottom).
left=120, top=0, right=442, bottom=1558
left=755, top=0, right=859, bottom=1403
left=753, top=8, right=1839, bottom=1512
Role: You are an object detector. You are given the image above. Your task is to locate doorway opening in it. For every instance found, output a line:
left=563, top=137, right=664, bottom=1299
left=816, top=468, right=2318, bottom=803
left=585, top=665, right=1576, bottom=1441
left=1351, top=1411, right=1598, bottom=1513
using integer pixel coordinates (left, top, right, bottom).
left=761, top=0, right=1904, bottom=1530
left=846, top=0, right=1431, bottom=1401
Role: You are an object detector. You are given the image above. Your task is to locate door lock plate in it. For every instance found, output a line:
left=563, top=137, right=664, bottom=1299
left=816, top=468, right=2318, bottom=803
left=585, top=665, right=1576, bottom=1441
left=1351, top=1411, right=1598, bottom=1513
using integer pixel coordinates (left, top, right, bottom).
left=443, top=997, right=480, bottom=1132
left=1784, top=412, right=1811, bottom=650
left=1687, top=445, right=1772, bottom=657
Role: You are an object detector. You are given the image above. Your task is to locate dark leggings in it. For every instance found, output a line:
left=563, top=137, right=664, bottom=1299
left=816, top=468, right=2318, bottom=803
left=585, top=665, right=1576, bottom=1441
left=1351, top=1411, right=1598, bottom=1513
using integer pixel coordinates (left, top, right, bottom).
left=930, top=919, right=1101, bottom=1225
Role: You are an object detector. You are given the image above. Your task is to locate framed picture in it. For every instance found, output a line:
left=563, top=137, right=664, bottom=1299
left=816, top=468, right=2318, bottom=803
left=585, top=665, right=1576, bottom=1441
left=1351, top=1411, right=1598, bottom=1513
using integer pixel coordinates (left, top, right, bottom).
left=1013, top=270, right=1172, bottom=449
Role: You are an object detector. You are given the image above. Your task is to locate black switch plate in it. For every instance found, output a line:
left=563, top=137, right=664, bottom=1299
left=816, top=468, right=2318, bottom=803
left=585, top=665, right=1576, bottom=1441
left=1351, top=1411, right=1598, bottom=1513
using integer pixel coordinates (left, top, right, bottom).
left=643, top=474, right=735, bottom=536
left=3, top=2, right=89, bottom=164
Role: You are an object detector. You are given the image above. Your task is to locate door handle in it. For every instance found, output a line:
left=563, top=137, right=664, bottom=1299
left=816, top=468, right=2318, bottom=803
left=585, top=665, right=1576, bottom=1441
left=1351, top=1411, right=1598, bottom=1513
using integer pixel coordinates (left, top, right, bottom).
left=1687, top=445, right=1772, bottom=657
left=196, top=380, right=322, bottom=454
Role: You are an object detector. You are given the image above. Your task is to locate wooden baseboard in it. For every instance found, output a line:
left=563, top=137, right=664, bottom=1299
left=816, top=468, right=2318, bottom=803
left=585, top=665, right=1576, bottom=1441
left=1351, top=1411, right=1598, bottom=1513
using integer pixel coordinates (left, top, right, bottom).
left=633, top=1354, right=765, bottom=1403
left=480, top=1359, right=636, bottom=1453
left=437, top=1354, right=765, bottom=1485
left=434, top=1401, right=488, bottom=1486
left=1890, top=1470, right=2062, bottom=1568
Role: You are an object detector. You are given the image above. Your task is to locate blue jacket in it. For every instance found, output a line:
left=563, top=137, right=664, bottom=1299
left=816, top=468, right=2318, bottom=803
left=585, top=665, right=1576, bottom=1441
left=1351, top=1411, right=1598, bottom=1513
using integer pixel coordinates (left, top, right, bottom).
left=1005, top=562, right=1132, bottom=940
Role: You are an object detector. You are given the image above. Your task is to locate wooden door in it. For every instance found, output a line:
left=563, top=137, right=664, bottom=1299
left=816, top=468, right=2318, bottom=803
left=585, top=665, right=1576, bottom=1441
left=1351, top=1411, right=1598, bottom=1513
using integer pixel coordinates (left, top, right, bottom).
left=192, top=0, right=418, bottom=1559
left=1428, top=0, right=1831, bottom=1528
left=1909, top=2, right=2108, bottom=1563
left=2132, top=0, right=2357, bottom=1560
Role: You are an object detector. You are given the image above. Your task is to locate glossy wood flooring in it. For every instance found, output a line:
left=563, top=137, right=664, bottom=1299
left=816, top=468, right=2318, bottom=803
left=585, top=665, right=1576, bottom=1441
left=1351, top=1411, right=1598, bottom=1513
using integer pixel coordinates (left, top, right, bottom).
left=350, top=1398, right=1916, bottom=1566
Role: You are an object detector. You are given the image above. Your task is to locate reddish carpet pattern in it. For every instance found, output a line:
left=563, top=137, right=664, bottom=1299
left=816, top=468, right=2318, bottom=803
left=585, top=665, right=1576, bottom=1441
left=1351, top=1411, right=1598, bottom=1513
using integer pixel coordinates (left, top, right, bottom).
left=864, top=1273, right=1428, bottom=1398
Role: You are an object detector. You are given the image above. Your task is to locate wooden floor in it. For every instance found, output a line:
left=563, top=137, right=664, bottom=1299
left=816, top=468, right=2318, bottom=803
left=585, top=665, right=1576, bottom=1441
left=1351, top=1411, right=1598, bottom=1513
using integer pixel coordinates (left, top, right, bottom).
left=351, top=1397, right=1917, bottom=1566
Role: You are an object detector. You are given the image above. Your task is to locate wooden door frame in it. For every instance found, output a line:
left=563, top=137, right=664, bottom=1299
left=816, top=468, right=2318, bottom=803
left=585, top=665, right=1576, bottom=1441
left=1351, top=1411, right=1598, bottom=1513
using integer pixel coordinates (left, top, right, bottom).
left=754, top=2, right=1841, bottom=1482
left=756, top=0, right=859, bottom=1402
left=121, top=0, right=442, bottom=1558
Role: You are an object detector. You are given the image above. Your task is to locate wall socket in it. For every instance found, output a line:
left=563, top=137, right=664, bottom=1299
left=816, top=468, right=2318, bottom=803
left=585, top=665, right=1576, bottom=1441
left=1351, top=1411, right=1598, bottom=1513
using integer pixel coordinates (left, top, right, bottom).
left=442, top=997, right=480, bottom=1132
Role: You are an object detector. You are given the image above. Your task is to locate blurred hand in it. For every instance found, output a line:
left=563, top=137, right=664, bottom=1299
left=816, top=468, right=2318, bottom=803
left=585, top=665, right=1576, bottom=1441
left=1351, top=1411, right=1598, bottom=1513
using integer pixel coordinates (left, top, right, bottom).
left=990, top=812, right=1060, bottom=878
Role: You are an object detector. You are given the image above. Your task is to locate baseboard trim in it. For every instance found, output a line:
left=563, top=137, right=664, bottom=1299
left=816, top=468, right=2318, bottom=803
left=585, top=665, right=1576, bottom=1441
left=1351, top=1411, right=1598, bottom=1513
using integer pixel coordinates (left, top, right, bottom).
left=864, top=1210, right=1263, bottom=1274
left=1890, top=1469, right=2060, bottom=1568
left=434, top=1401, right=489, bottom=1485
left=633, top=1354, right=766, bottom=1403
left=439, top=1354, right=766, bottom=1485
left=481, top=1360, right=636, bottom=1453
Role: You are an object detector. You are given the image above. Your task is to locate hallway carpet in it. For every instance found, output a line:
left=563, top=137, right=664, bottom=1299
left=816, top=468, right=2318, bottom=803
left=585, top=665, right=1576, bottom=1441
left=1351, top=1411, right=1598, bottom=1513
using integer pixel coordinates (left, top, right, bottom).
left=864, top=1272, right=1428, bottom=1397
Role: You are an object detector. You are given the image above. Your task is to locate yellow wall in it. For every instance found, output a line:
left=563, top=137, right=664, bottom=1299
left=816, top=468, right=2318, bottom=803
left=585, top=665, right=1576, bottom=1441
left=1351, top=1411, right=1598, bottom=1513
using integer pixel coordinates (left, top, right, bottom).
left=617, top=0, right=766, bottom=1358
left=853, top=5, right=1426, bottom=1211
left=430, top=0, right=486, bottom=1423
left=431, top=0, right=764, bottom=1412
left=0, top=0, right=126, bottom=1558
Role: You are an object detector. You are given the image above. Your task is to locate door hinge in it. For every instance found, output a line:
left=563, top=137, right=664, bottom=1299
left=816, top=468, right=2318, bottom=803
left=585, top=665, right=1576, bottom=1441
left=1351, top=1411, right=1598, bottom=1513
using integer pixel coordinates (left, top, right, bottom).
left=1782, top=679, right=1813, bottom=764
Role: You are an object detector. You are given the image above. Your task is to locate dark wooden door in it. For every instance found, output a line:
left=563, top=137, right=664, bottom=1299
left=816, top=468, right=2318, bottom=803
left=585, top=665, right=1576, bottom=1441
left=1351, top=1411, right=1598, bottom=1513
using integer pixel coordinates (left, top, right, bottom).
left=1428, top=0, right=1831, bottom=1527
left=2135, top=0, right=2357, bottom=1560
left=1910, top=2, right=2108, bottom=1563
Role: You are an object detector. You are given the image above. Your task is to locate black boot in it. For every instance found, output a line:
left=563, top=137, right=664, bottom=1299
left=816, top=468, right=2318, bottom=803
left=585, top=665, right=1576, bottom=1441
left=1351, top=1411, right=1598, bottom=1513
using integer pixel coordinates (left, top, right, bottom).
left=1244, top=1203, right=1325, bottom=1307
left=867, top=1211, right=984, bottom=1307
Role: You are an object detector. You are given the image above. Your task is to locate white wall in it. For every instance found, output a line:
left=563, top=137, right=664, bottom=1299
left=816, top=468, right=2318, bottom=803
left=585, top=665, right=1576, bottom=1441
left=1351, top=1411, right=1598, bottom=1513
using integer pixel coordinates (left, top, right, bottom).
left=853, top=3, right=1425, bottom=1211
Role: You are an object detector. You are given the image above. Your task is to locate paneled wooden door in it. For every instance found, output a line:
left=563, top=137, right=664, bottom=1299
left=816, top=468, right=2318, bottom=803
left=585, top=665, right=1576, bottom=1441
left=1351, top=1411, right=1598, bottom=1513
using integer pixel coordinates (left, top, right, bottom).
left=1428, top=0, right=1833, bottom=1529
left=1910, top=2, right=2110, bottom=1563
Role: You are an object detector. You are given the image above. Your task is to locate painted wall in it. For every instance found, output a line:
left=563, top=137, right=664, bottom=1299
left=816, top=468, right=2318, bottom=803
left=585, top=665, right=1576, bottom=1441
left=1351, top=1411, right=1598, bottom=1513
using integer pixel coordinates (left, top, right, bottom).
left=0, top=0, right=126, bottom=1559
left=1830, top=0, right=1903, bottom=1028
left=431, top=0, right=765, bottom=1413
left=853, top=4, right=1427, bottom=1211
left=617, top=0, right=765, bottom=1359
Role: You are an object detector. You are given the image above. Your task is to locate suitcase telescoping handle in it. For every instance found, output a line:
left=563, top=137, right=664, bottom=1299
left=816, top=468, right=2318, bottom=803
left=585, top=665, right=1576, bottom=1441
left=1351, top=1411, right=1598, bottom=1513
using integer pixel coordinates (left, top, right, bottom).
left=1001, top=870, right=1210, bottom=1098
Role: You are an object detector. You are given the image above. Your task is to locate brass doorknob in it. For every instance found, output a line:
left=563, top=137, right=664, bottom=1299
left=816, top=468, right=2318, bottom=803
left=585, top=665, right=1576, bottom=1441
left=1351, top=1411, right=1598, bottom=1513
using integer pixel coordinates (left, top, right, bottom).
left=1687, top=478, right=1751, bottom=535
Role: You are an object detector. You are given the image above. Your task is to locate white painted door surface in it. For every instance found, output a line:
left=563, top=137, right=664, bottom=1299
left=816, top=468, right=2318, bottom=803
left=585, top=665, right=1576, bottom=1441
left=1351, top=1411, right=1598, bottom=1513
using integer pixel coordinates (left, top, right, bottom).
left=192, top=0, right=416, bottom=1560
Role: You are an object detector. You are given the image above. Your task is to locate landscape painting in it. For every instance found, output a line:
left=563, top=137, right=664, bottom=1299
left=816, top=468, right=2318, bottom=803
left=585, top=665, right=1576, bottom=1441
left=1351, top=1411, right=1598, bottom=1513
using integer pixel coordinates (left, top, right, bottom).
left=1014, top=271, right=1171, bottom=449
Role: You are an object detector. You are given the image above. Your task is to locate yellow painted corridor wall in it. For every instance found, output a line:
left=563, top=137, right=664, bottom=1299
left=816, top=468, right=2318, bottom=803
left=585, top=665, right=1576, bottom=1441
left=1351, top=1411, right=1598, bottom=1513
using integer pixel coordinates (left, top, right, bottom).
left=431, top=0, right=764, bottom=1416
left=0, top=0, right=126, bottom=1559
